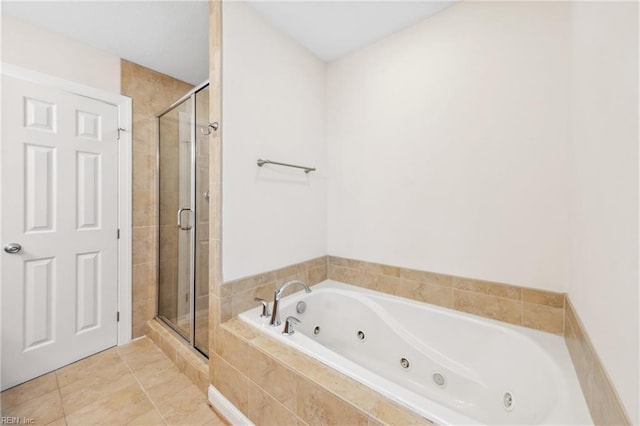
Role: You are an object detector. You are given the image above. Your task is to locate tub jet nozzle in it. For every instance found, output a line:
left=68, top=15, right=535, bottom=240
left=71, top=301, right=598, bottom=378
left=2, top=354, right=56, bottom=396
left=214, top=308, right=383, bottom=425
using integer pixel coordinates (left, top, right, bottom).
left=400, top=357, right=411, bottom=369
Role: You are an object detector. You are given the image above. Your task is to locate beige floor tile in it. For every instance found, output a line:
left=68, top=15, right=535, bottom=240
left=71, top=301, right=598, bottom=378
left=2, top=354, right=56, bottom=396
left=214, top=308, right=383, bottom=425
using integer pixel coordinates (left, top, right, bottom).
left=144, top=372, right=195, bottom=407
left=1, top=389, right=64, bottom=426
left=153, top=385, right=216, bottom=426
left=118, top=337, right=157, bottom=357
left=202, top=416, right=228, bottom=426
left=121, top=344, right=169, bottom=372
left=56, top=349, right=126, bottom=387
left=206, top=406, right=231, bottom=426
left=66, top=384, right=154, bottom=426
left=162, top=402, right=218, bottom=426
left=135, top=364, right=182, bottom=390
left=133, top=356, right=177, bottom=382
left=1, top=372, right=58, bottom=410
left=126, top=407, right=166, bottom=425
left=59, top=371, right=138, bottom=415
left=2, top=333, right=221, bottom=426
left=150, top=380, right=207, bottom=411
left=45, top=417, right=67, bottom=426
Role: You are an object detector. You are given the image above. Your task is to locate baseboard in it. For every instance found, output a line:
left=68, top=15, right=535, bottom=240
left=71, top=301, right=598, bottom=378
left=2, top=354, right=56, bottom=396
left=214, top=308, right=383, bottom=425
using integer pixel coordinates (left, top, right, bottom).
left=208, top=385, right=254, bottom=426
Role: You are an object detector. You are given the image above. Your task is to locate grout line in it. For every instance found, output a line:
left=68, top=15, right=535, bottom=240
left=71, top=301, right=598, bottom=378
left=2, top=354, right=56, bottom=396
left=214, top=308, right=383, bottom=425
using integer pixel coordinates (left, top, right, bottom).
left=249, top=375, right=298, bottom=422
left=452, top=287, right=523, bottom=304
left=117, top=345, right=169, bottom=426
left=54, top=369, right=69, bottom=426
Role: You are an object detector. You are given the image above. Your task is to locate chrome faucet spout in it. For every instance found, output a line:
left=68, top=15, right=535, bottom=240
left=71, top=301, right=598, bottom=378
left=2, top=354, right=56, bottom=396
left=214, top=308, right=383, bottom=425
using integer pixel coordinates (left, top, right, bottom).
left=275, top=280, right=311, bottom=299
left=269, top=280, right=312, bottom=327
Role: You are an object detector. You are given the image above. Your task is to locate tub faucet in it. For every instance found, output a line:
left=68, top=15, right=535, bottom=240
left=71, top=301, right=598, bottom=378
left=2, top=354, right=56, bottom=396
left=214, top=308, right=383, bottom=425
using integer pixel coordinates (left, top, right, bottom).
left=282, top=316, right=301, bottom=335
left=269, top=280, right=311, bottom=327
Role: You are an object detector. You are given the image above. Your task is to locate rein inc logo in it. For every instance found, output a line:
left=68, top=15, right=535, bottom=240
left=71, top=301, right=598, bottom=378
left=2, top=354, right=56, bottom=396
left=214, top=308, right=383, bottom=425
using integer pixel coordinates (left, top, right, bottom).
left=1, top=418, right=34, bottom=424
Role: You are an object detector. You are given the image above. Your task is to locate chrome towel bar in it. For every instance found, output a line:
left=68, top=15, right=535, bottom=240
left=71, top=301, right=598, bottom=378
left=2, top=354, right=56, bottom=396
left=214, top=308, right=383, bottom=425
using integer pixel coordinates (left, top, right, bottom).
left=257, top=159, right=316, bottom=174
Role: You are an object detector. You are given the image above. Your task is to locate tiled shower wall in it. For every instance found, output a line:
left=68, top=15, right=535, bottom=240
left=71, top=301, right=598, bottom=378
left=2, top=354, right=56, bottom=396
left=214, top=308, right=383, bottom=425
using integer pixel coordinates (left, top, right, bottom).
left=121, top=60, right=193, bottom=338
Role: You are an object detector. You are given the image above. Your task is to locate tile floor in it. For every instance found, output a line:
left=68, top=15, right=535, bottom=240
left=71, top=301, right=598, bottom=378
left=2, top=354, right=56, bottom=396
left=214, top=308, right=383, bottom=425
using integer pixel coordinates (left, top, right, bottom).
left=0, top=337, right=227, bottom=426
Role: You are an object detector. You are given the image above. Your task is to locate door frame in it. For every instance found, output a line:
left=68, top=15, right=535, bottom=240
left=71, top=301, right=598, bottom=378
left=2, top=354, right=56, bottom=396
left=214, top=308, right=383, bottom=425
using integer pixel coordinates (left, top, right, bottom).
left=1, top=63, right=133, bottom=345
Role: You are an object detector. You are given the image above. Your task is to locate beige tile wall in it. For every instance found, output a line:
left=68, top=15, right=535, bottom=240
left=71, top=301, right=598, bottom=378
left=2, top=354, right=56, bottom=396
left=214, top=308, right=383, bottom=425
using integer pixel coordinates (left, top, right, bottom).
left=194, top=87, right=211, bottom=353
left=146, top=319, right=210, bottom=395
left=220, top=257, right=327, bottom=322
left=121, top=60, right=193, bottom=338
left=327, top=256, right=565, bottom=334
left=213, top=319, right=435, bottom=425
left=208, top=0, right=224, bottom=388
left=210, top=254, right=570, bottom=425
left=219, top=255, right=565, bottom=335
left=564, top=300, right=631, bottom=425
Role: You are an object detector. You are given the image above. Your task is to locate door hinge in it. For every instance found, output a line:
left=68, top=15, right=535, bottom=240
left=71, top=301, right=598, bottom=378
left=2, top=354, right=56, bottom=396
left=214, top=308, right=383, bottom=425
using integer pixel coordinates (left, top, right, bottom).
left=117, top=311, right=120, bottom=322
left=117, top=128, right=126, bottom=140
left=117, top=228, right=120, bottom=239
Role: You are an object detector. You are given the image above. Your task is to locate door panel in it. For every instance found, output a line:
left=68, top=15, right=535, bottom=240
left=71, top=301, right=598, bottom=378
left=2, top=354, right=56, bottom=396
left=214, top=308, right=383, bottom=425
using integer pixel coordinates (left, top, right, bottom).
left=24, top=144, right=56, bottom=232
left=1, top=76, right=119, bottom=390
left=23, top=257, right=55, bottom=350
left=76, top=151, right=101, bottom=229
left=76, top=251, right=101, bottom=333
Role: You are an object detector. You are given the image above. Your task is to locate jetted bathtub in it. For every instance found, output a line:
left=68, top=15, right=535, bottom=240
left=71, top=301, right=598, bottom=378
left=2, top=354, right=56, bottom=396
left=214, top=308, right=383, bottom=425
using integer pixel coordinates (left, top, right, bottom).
left=239, top=280, right=592, bottom=425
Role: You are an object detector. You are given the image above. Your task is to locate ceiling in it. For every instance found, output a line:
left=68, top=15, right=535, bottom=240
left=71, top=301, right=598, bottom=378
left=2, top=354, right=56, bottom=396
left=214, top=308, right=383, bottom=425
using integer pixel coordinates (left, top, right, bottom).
left=247, top=1, right=457, bottom=62
left=2, top=1, right=456, bottom=84
left=2, top=0, right=210, bottom=85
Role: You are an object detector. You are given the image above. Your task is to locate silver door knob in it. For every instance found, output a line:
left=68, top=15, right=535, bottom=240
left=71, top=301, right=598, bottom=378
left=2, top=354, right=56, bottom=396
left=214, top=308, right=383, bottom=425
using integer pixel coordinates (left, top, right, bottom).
left=4, top=243, right=22, bottom=254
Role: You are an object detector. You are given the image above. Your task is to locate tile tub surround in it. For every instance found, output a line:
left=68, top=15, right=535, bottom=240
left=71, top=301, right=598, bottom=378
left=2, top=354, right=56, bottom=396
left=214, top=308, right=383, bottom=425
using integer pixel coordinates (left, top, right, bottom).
left=327, top=256, right=566, bottom=335
left=215, top=256, right=631, bottom=425
left=220, top=256, right=328, bottom=322
left=212, top=319, right=435, bottom=426
left=146, top=319, right=211, bottom=397
left=564, top=300, right=632, bottom=425
left=221, top=255, right=564, bottom=334
left=121, top=59, right=194, bottom=338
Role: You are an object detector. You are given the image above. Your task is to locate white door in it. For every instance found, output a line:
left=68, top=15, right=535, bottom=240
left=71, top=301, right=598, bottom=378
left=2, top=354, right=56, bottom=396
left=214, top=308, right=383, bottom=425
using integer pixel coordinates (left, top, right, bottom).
left=1, top=76, right=119, bottom=390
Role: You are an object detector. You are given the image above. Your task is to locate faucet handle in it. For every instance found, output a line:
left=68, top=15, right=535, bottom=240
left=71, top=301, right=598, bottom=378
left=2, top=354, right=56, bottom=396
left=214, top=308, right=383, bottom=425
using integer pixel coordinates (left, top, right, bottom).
left=254, top=297, right=271, bottom=318
left=282, top=316, right=301, bottom=336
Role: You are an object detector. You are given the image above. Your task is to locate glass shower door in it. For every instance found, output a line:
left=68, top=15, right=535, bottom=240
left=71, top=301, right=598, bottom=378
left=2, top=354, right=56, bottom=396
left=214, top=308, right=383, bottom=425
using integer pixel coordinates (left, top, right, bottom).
left=158, top=99, right=194, bottom=340
left=157, top=83, right=209, bottom=356
left=194, top=86, right=209, bottom=355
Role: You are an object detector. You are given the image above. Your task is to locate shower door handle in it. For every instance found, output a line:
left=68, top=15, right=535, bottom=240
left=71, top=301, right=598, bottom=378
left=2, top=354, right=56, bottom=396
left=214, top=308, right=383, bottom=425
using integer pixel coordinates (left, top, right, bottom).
left=177, top=208, right=192, bottom=231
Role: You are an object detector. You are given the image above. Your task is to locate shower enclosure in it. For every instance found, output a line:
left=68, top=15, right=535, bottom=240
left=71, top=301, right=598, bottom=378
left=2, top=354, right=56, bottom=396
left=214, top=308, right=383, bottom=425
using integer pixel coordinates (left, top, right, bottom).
left=157, top=82, right=210, bottom=356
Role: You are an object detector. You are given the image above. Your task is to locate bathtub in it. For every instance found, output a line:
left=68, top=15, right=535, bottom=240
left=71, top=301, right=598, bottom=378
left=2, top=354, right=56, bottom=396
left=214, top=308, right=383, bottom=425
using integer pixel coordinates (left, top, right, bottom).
left=239, top=280, right=591, bottom=425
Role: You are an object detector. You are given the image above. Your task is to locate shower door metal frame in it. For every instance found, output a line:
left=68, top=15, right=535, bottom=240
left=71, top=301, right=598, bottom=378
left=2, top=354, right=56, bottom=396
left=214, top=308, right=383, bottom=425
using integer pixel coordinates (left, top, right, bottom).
left=156, top=81, right=209, bottom=356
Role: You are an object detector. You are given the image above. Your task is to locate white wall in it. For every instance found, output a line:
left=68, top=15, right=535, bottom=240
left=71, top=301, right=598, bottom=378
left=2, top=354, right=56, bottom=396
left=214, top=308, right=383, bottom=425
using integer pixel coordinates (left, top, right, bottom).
left=327, top=2, right=571, bottom=292
left=1, top=15, right=121, bottom=94
left=221, top=2, right=327, bottom=281
left=223, top=2, right=639, bottom=418
left=568, top=2, right=639, bottom=423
